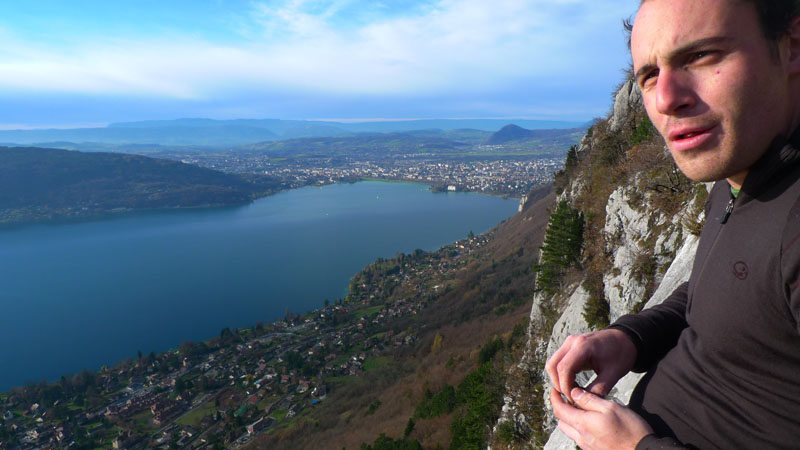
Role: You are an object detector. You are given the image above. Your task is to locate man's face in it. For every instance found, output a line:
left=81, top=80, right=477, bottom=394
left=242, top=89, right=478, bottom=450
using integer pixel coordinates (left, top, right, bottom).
left=632, top=0, right=793, bottom=188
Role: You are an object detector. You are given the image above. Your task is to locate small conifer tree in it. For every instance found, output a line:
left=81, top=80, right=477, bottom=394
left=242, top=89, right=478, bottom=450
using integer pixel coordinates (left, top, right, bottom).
left=533, top=200, right=585, bottom=296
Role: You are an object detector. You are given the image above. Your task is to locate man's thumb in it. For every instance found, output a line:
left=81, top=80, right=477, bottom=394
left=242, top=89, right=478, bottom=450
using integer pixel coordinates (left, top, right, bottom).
left=570, top=387, right=603, bottom=411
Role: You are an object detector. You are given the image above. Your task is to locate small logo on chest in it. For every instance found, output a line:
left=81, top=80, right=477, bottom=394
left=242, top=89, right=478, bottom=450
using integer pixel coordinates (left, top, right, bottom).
left=733, top=261, right=749, bottom=280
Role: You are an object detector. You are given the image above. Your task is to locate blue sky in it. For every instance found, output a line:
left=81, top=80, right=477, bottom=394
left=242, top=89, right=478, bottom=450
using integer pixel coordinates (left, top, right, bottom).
left=0, top=0, right=639, bottom=129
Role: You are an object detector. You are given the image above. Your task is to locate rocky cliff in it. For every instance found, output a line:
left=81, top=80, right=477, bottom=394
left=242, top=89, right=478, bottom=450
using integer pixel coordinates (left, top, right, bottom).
left=490, top=79, right=708, bottom=449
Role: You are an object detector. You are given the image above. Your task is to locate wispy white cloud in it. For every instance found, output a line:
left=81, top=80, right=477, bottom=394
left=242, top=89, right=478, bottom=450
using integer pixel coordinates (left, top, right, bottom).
left=248, top=0, right=357, bottom=39
left=0, top=0, right=638, bottom=104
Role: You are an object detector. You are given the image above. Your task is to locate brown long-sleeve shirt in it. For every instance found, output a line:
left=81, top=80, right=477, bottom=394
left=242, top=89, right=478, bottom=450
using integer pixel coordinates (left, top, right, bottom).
left=610, top=129, right=800, bottom=450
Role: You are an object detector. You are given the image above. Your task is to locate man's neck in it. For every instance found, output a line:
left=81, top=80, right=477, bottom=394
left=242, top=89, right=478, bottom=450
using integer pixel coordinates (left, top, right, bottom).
left=726, top=173, right=746, bottom=191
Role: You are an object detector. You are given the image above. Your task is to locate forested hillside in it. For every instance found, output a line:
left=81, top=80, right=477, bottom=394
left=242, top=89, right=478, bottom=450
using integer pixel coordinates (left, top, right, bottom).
left=0, top=146, right=284, bottom=224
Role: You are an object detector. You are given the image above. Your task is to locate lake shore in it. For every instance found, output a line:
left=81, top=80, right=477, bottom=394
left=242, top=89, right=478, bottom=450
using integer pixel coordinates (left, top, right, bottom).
left=0, top=181, right=518, bottom=391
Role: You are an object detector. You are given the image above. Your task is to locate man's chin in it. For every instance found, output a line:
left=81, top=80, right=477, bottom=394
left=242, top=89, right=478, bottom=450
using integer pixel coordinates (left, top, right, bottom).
left=669, top=165, right=723, bottom=185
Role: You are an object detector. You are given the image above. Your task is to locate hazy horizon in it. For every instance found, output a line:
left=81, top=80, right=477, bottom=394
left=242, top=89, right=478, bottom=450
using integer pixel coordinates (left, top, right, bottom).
left=0, top=0, right=638, bottom=129
left=0, top=116, right=588, bottom=132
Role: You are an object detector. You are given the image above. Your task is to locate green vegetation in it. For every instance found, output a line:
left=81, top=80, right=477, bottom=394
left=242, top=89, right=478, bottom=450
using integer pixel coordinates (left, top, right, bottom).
left=323, top=376, right=354, bottom=384
left=582, top=273, right=610, bottom=329
left=403, top=418, right=416, bottom=438
left=478, top=336, right=504, bottom=364
left=534, top=200, right=585, bottom=297
left=364, top=400, right=382, bottom=417
left=565, top=145, right=578, bottom=172
left=684, top=183, right=709, bottom=235
left=363, top=330, right=525, bottom=450
left=284, top=350, right=314, bottom=376
left=353, top=306, right=384, bottom=320
left=272, top=409, right=289, bottom=421
left=130, top=410, right=156, bottom=433
left=494, top=420, right=519, bottom=446
left=414, top=385, right=457, bottom=419
left=177, top=401, right=216, bottom=428
left=363, top=357, right=391, bottom=372
left=631, top=115, right=656, bottom=145
left=359, top=434, right=423, bottom=450
left=449, top=362, right=506, bottom=450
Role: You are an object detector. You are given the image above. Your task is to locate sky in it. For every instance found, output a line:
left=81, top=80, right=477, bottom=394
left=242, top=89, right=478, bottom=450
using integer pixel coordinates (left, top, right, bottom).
left=0, top=0, right=640, bottom=129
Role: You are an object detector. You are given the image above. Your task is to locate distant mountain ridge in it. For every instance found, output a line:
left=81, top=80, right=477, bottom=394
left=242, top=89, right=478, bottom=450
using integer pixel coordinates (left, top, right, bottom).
left=0, top=146, right=282, bottom=224
left=483, top=124, right=590, bottom=146
left=242, top=132, right=473, bottom=159
left=0, top=118, right=587, bottom=147
left=239, top=126, right=586, bottom=162
left=107, top=117, right=586, bottom=132
left=485, top=124, right=533, bottom=144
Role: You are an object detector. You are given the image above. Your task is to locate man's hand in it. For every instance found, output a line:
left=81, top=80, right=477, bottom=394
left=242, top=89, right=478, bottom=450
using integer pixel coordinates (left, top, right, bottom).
left=545, top=329, right=637, bottom=402
left=551, top=388, right=653, bottom=450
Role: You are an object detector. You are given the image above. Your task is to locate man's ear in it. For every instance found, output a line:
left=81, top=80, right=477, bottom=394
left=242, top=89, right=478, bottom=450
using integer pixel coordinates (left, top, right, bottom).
left=787, top=17, right=800, bottom=74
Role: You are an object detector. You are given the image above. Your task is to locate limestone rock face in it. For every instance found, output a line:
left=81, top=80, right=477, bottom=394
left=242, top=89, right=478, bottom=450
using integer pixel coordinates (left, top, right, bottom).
left=519, top=194, right=528, bottom=212
left=540, top=286, right=594, bottom=431
left=605, top=231, right=700, bottom=402
left=503, top=182, right=703, bottom=448
left=540, top=230, right=699, bottom=450
left=603, top=185, right=653, bottom=322
left=609, top=79, right=642, bottom=133
left=544, top=286, right=592, bottom=362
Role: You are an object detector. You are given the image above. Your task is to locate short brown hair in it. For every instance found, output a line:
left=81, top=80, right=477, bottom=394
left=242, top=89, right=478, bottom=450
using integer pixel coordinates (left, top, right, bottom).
left=747, top=0, right=800, bottom=42
left=628, top=0, right=800, bottom=53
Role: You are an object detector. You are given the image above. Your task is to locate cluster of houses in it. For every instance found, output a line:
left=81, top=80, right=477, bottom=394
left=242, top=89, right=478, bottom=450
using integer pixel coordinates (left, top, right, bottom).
left=186, top=148, right=561, bottom=198
left=257, top=158, right=559, bottom=197
left=2, top=401, right=78, bottom=448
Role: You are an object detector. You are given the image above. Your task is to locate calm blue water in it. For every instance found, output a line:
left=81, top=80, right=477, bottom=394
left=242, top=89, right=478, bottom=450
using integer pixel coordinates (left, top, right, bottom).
left=0, top=181, right=517, bottom=391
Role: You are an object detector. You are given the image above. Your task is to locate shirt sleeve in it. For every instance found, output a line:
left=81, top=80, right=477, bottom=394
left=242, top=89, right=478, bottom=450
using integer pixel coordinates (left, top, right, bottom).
left=607, top=282, right=689, bottom=372
left=636, top=434, right=688, bottom=450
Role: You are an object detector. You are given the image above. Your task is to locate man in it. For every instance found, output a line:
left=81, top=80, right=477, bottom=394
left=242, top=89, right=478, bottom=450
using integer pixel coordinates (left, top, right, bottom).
left=545, top=0, right=800, bottom=449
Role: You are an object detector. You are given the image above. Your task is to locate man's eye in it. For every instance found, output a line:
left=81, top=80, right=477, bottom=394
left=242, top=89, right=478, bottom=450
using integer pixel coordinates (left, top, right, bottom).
left=688, top=51, right=716, bottom=64
left=640, top=70, right=658, bottom=87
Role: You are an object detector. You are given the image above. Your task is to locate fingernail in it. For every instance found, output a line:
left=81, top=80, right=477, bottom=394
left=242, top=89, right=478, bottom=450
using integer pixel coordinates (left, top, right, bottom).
left=571, top=387, right=583, bottom=400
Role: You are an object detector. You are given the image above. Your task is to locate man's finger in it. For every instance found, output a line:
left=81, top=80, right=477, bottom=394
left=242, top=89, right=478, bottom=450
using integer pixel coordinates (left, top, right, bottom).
left=556, top=370, right=575, bottom=402
left=545, top=343, right=570, bottom=389
left=585, top=376, right=613, bottom=397
left=556, top=417, right=582, bottom=445
left=550, top=388, right=585, bottom=425
left=555, top=347, right=587, bottom=401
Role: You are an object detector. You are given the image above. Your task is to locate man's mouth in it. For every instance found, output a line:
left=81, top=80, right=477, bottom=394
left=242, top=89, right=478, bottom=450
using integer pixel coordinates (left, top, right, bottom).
left=677, top=131, right=704, bottom=140
left=668, top=125, right=717, bottom=151
left=670, top=127, right=711, bottom=141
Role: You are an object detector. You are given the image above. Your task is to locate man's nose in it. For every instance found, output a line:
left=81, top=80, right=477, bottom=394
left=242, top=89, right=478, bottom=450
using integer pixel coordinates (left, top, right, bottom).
left=655, top=69, right=696, bottom=115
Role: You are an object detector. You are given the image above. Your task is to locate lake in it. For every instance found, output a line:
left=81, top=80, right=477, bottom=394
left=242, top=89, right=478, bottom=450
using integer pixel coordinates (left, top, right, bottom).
left=0, top=181, right=518, bottom=391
